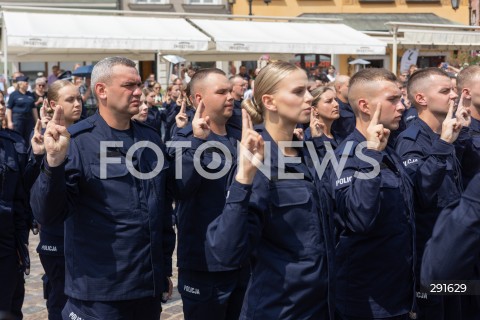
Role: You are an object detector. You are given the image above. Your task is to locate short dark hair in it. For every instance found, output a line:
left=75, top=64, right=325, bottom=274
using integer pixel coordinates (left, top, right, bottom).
left=189, top=68, right=226, bottom=97
left=457, top=65, right=480, bottom=92
left=349, top=68, right=397, bottom=89
left=407, top=67, right=450, bottom=107
left=348, top=68, right=397, bottom=109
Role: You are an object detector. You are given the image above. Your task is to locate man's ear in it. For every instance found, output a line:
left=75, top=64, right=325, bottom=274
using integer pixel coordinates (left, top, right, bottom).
left=96, top=83, right=107, bottom=100
left=193, top=93, right=203, bottom=107
left=462, top=88, right=471, bottom=100
left=415, top=92, right=427, bottom=107
left=262, top=94, right=277, bottom=112
left=357, top=98, right=370, bottom=116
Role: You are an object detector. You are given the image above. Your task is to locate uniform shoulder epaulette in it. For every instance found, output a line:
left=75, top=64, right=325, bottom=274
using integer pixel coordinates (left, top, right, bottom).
left=0, top=129, right=27, bottom=153
left=177, top=124, right=194, bottom=137
left=133, top=119, right=158, bottom=133
left=402, top=125, right=420, bottom=141
left=336, top=139, right=357, bottom=157
left=68, top=118, right=94, bottom=136
left=0, top=128, right=25, bottom=144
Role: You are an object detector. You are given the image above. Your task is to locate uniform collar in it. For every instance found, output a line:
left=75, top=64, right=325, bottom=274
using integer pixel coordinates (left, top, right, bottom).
left=259, top=128, right=306, bottom=162
left=415, top=117, right=439, bottom=141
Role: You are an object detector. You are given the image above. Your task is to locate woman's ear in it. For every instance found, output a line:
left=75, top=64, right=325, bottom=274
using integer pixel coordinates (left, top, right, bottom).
left=49, top=99, right=56, bottom=109
left=262, top=94, right=277, bottom=112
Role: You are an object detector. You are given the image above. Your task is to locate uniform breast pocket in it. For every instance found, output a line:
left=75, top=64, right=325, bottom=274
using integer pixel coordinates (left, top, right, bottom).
left=380, top=172, right=404, bottom=223
left=89, top=163, right=134, bottom=211
left=269, top=183, right=320, bottom=252
left=0, top=161, right=20, bottom=201
left=437, top=161, right=461, bottom=208
left=472, top=138, right=480, bottom=150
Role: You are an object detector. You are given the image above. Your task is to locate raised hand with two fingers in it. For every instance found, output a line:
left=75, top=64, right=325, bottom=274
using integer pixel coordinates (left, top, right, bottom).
left=44, top=106, right=71, bottom=167
left=40, top=99, right=53, bottom=128
left=366, top=103, right=390, bottom=151
left=31, top=120, right=45, bottom=156
left=440, top=100, right=463, bottom=144
left=235, top=109, right=265, bottom=185
left=192, top=101, right=211, bottom=140
left=175, top=100, right=189, bottom=129
left=310, top=108, right=326, bottom=138
left=455, top=92, right=471, bottom=128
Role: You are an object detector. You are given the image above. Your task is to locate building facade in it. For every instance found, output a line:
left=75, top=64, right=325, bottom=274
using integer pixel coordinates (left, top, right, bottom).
left=230, top=0, right=469, bottom=74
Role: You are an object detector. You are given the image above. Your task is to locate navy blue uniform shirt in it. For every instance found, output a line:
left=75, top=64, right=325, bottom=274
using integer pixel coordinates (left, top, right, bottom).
left=226, top=101, right=242, bottom=138
left=395, top=118, right=463, bottom=278
left=30, top=113, right=175, bottom=301
left=0, top=129, right=29, bottom=260
left=168, top=124, right=240, bottom=272
left=145, top=106, right=163, bottom=134
left=169, top=106, right=195, bottom=140
left=163, top=101, right=179, bottom=142
left=461, top=117, right=480, bottom=188
left=421, top=173, right=480, bottom=319
left=7, top=91, right=35, bottom=114
left=331, top=98, right=355, bottom=143
left=333, top=129, right=415, bottom=318
left=207, top=129, right=335, bottom=320
left=421, top=173, right=480, bottom=284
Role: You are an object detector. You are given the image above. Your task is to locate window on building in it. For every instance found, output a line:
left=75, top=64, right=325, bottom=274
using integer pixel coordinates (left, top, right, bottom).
left=186, top=0, right=221, bottom=4
left=133, top=0, right=168, bottom=3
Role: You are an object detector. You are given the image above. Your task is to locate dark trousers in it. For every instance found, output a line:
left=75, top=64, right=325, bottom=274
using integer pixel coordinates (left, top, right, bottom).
left=416, top=294, right=461, bottom=320
left=61, top=296, right=162, bottom=320
left=338, top=314, right=410, bottom=320
left=39, top=254, right=67, bottom=320
left=179, top=266, right=250, bottom=320
left=12, top=112, right=33, bottom=147
left=0, top=254, right=25, bottom=320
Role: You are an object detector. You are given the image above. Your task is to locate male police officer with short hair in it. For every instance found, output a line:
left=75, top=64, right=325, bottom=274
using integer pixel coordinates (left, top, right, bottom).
left=332, top=68, right=416, bottom=320
left=168, top=68, right=248, bottom=319
left=456, top=65, right=480, bottom=188
left=395, top=67, right=470, bottom=320
left=31, top=56, right=175, bottom=319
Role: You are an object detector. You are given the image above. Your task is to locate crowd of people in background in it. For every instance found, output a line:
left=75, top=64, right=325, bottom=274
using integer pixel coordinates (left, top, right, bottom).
left=1, top=56, right=480, bottom=320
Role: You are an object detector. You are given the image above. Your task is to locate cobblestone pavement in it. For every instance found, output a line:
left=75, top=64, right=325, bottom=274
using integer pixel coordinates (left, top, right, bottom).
left=22, top=231, right=184, bottom=320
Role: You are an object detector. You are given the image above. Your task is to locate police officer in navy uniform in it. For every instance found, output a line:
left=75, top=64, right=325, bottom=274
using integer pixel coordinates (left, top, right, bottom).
left=6, top=76, right=39, bottom=146
left=143, top=87, right=164, bottom=135
left=168, top=68, right=248, bottom=319
left=226, top=75, right=246, bottom=136
left=30, top=57, right=175, bottom=319
left=332, top=68, right=416, bottom=319
left=163, top=84, right=182, bottom=143
left=207, top=61, right=335, bottom=320
left=331, top=75, right=355, bottom=143
left=395, top=67, right=470, bottom=320
left=446, top=65, right=480, bottom=319
left=421, top=173, right=480, bottom=320
left=29, top=80, right=83, bottom=320
left=0, top=91, right=30, bottom=319
left=456, top=65, right=480, bottom=188
left=170, top=84, right=196, bottom=139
